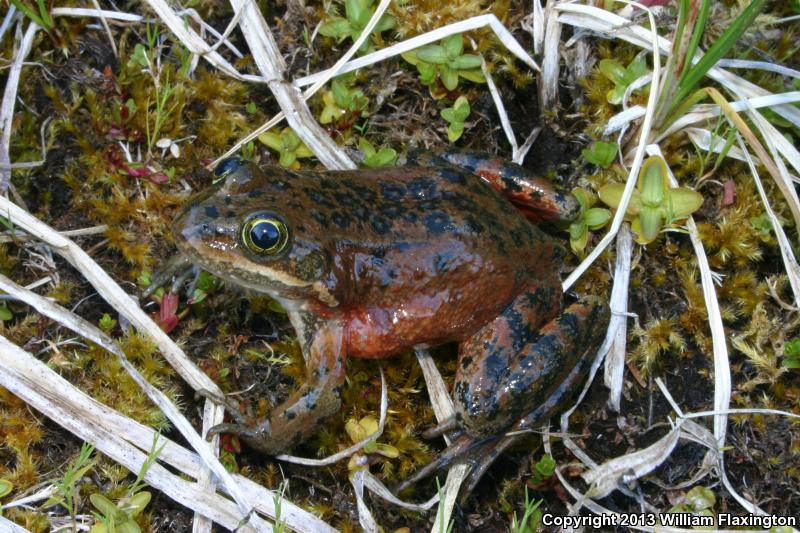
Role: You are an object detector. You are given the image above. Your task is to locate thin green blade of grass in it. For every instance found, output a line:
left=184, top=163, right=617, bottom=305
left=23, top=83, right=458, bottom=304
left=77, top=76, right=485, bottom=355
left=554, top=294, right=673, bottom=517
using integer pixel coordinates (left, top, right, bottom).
left=667, top=0, right=766, bottom=119
left=676, top=0, right=712, bottom=89
left=10, top=0, right=47, bottom=27
left=654, top=0, right=691, bottom=125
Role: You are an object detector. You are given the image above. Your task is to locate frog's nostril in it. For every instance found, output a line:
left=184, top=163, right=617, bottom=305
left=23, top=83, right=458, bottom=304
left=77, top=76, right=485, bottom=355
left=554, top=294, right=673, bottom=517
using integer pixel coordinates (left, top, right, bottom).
left=213, top=157, right=243, bottom=179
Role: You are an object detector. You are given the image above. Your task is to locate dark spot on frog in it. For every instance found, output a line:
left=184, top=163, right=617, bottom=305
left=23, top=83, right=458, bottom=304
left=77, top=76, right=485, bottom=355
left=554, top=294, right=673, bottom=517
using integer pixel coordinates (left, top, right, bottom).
left=379, top=204, right=402, bottom=219
left=404, top=212, right=418, bottom=223
left=352, top=206, right=370, bottom=222
left=438, top=168, right=465, bottom=184
left=310, top=210, right=327, bottom=225
left=483, top=352, right=507, bottom=383
left=465, top=216, right=485, bottom=234
left=224, top=195, right=232, bottom=205
left=271, top=179, right=291, bottom=190
left=204, top=205, right=219, bottom=219
left=460, top=355, right=473, bottom=369
left=371, top=216, right=391, bottom=235
left=425, top=211, right=452, bottom=234
left=284, top=411, right=296, bottom=420
left=248, top=189, right=263, bottom=199
left=501, top=175, right=523, bottom=193
left=380, top=182, right=406, bottom=201
left=331, top=212, right=352, bottom=228
left=225, top=210, right=236, bottom=218
left=346, top=182, right=378, bottom=203
left=305, top=188, right=335, bottom=208
left=408, top=177, right=437, bottom=199
left=334, top=191, right=358, bottom=206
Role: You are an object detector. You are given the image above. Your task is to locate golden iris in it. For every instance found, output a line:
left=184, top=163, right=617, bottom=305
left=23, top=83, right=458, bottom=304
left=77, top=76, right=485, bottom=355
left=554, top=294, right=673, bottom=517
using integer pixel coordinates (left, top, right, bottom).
left=241, top=217, right=289, bottom=254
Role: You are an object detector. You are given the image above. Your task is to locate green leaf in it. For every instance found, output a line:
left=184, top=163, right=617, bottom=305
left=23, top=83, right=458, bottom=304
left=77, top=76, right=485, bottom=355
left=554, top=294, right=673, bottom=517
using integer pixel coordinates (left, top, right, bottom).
left=257, top=132, right=283, bottom=151
left=449, top=54, right=482, bottom=70
left=440, top=65, right=459, bottom=91
left=358, top=137, right=376, bottom=157
left=598, top=59, right=626, bottom=84
left=665, top=188, right=703, bottom=219
left=669, top=0, right=766, bottom=117
left=416, top=62, right=437, bottom=85
left=319, top=18, right=352, bottom=41
left=453, top=96, right=470, bottom=119
left=332, top=79, right=350, bottom=107
left=458, top=68, right=486, bottom=84
left=279, top=151, right=297, bottom=168
left=638, top=205, right=663, bottom=243
left=582, top=141, right=618, bottom=167
left=124, top=492, right=151, bottom=516
left=364, top=147, right=397, bottom=167
left=442, top=34, right=464, bottom=57
left=0, top=479, right=12, bottom=498
left=447, top=122, right=465, bottom=142
left=685, top=486, right=715, bottom=512
left=584, top=208, right=611, bottom=229
left=345, top=0, right=364, bottom=26
left=117, top=520, right=141, bottom=533
left=784, top=338, right=800, bottom=357
left=375, top=14, right=396, bottom=32
left=0, top=304, right=12, bottom=321
left=90, top=493, right=120, bottom=518
left=639, top=157, right=666, bottom=207
left=416, top=45, right=448, bottom=64
left=441, top=108, right=456, bottom=123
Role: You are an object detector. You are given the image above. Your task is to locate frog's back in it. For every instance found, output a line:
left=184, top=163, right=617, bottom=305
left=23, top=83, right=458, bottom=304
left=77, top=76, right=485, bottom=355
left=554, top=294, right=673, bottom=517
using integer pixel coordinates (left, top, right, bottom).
left=264, top=166, right=560, bottom=357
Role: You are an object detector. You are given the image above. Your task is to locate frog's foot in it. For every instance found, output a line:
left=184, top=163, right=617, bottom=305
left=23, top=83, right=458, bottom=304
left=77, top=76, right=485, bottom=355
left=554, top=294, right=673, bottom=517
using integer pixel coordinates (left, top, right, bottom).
left=142, top=254, right=199, bottom=298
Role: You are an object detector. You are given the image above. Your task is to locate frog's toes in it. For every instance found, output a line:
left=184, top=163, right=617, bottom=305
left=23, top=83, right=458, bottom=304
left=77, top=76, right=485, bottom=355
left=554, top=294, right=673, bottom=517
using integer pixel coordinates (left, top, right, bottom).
left=206, top=420, right=270, bottom=439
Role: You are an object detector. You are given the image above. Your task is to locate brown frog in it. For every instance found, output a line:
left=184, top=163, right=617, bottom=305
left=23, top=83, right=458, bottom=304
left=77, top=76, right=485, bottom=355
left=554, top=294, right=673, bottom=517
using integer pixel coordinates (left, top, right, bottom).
left=173, top=152, right=609, bottom=491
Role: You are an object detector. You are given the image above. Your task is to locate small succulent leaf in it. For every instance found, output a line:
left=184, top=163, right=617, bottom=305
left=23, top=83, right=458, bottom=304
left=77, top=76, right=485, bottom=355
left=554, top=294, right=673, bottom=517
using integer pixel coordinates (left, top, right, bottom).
left=569, top=220, right=587, bottom=241
left=597, top=182, right=625, bottom=209
left=582, top=141, right=618, bottom=168
left=257, top=132, right=283, bottom=151
left=572, top=187, right=591, bottom=210
left=441, top=108, right=456, bottom=123
left=598, top=59, right=626, bottom=84
left=453, top=96, right=470, bottom=120
left=282, top=129, right=301, bottom=151
left=638, top=205, right=663, bottom=243
left=295, top=144, right=314, bottom=158
left=125, top=492, right=151, bottom=516
left=416, top=62, right=437, bottom=85
left=639, top=157, right=666, bottom=207
left=442, top=34, right=463, bottom=57
left=360, top=416, right=378, bottom=434
left=375, top=443, right=400, bottom=458
left=458, top=68, right=487, bottom=83
left=570, top=223, right=589, bottom=253
left=441, top=65, right=459, bottom=91
left=279, top=151, right=297, bottom=168
left=375, top=14, right=396, bottom=32
left=345, top=0, right=363, bottom=25
left=358, top=137, right=376, bottom=157
left=0, top=479, right=12, bottom=498
left=625, top=55, right=648, bottom=82
left=584, top=207, right=611, bottom=229
left=416, top=45, right=448, bottom=64
left=401, top=50, right=419, bottom=65
left=666, top=188, right=703, bottom=219
left=90, top=493, right=120, bottom=517
left=345, top=419, right=367, bottom=442
left=355, top=8, right=373, bottom=31
left=0, top=304, right=12, bottom=321
left=449, top=54, right=482, bottom=70
left=319, top=18, right=351, bottom=41
left=685, top=486, right=715, bottom=511
left=447, top=122, right=465, bottom=142
left=364, top=147, right=397, bottom=167
left=117, top=521, right=141, bottom=533
left=332, top=79, right=349, bottom=107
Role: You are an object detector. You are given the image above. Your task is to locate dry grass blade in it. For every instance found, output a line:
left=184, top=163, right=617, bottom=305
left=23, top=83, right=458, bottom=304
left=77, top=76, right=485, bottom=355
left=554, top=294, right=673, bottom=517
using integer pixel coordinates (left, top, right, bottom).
left=1, top=22, right=37, bottom=191
left=0, top=196, right=273, bottom=527
left=562, top=2, right=661, bottom=291
left=0, top=336, right=335, bottom=532
left=604, top=224, right=633, bottom=411
left=226, top=0, right=354, bottom=170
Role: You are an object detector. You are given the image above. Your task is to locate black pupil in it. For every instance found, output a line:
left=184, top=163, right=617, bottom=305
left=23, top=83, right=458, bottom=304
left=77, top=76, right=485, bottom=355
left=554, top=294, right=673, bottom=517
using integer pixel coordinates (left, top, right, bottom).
left=251, top=221, right=280, bottom=250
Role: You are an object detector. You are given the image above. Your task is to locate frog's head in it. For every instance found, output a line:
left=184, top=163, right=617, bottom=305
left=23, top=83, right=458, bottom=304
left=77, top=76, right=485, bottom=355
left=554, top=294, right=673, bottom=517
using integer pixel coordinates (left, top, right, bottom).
left=173, top=158, right=337, bottom=306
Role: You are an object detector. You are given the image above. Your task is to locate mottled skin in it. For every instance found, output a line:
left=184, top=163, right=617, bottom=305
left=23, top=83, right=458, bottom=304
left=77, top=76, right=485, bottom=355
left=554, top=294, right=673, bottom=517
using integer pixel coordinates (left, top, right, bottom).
left=173, top=154, right=609, bottom=486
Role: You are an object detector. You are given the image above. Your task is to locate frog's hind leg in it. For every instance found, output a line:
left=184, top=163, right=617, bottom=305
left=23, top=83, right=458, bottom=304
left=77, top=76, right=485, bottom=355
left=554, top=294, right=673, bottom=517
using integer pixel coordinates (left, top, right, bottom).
left=435, top=151, right=580, bottom=223
left=397, top=294, right=608, bottom=497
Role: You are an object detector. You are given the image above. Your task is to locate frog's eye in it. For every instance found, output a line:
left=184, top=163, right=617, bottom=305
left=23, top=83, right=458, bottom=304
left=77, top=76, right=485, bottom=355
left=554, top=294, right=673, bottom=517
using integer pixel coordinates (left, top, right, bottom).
left=241, top=217, right=289, bottom=255
left=213, top=157, right=243, bottom=182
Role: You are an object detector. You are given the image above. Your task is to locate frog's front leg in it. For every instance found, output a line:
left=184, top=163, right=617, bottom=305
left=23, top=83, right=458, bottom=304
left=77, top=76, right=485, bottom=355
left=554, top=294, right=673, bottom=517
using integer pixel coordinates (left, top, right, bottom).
left=209, top=315, right=346, bottom=455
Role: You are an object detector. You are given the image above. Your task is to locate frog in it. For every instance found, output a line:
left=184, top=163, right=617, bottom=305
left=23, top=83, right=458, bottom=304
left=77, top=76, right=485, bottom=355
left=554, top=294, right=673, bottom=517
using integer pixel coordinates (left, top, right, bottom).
left=172, top=151, right=609, bottom=493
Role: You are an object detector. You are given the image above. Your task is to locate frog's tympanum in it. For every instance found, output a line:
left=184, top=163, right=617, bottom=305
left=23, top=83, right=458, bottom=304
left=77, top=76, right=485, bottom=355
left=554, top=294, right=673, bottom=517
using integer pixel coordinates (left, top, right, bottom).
left=173, top=152, right=609, bottom=491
